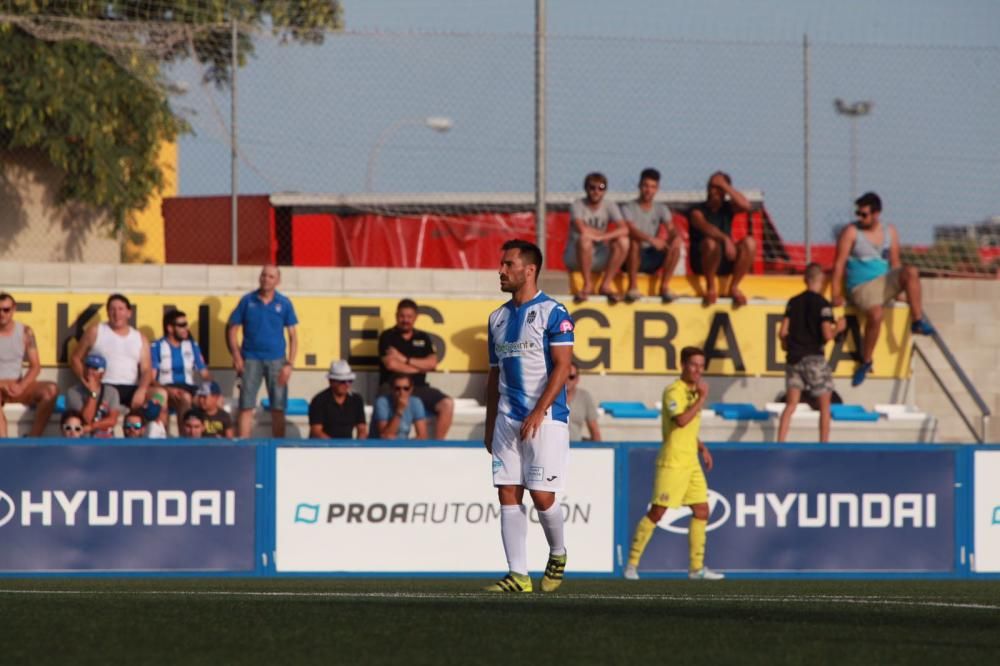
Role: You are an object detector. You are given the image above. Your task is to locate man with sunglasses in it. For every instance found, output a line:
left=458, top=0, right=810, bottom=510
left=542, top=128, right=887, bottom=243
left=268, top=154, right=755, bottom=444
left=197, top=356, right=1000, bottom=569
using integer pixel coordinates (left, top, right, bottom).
left=372, top=373, right=427, bottom=440
left=563, top=171, right=629, bottom=304
left=0, top=291, right=59, bottom=437
left=832, top=191, right=935, bottom=386
left=308, top=360, right=367, bottom=439
left=152, top=309, right=210, bottom=432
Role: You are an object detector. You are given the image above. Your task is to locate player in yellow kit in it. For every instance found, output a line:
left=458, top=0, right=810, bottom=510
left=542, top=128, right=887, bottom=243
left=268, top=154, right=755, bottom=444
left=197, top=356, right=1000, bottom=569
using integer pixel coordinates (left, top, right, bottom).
left=624, top=346, right=724, bottom=580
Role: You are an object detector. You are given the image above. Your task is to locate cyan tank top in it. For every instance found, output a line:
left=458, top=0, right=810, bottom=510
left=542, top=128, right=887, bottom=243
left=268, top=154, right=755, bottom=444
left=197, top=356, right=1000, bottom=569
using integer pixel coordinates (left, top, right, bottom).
left=846, top=222, right=890, bottom=292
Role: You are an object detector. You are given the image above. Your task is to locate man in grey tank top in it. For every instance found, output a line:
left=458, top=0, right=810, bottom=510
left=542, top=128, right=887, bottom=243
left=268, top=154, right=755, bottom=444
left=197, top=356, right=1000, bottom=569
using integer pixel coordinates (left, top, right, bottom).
left=0, top=292, right=59, bottom=437
left=620, top=168, right=683, bottom=303
left=831, top=192, right=935, bottom=386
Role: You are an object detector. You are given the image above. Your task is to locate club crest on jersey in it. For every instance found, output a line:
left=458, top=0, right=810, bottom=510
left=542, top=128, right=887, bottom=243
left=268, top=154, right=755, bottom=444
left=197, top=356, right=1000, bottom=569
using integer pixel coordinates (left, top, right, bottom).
left=559, top=320, right=574, bottom=333
left=526, top=310, right=536, bottom=324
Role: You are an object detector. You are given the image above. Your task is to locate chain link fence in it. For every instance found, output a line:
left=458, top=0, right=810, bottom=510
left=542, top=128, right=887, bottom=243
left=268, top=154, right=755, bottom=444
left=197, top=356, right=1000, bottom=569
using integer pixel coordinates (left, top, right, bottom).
left=2, top=14, right=999, bottom=272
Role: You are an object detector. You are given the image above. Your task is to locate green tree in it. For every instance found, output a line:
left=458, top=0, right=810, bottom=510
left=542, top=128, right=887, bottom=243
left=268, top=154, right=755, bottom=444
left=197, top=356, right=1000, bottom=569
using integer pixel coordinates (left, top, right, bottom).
left=0, top=1, right=343, bottom=227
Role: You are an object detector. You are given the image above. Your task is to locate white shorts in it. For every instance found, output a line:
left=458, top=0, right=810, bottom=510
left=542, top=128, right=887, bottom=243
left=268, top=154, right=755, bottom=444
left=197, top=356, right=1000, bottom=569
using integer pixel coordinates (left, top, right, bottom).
left=491, top=413, right=569, bottom=492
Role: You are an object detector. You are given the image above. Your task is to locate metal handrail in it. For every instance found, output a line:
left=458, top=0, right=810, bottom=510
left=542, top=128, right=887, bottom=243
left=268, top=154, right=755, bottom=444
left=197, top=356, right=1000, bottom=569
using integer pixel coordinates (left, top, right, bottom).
left=913, top=315, right=992, bottom=443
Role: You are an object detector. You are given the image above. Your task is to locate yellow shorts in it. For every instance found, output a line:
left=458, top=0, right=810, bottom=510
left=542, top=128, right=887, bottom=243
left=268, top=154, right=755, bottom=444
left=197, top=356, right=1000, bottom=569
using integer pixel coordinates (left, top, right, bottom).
left=650, top=464, right=707, bottom=508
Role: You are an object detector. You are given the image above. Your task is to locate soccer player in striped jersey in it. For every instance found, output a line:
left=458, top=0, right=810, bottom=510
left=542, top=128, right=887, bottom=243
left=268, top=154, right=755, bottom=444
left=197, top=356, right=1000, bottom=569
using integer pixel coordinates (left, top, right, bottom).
left=624, top=346, right=724, bottom=581
left=151, top=309, right=210, bottom=430
left=483, top=239, right=575, bottom=593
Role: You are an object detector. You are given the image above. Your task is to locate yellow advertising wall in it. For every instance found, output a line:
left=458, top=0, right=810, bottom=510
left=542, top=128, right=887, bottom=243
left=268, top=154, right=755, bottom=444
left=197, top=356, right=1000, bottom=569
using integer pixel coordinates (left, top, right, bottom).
left=14, top=293, right=912, bottom=378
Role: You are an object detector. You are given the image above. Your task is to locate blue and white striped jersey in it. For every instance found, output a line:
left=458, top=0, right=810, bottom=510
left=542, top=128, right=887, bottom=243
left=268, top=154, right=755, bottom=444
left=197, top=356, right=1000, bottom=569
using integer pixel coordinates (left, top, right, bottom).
left=488, top=291, right=574, bottom=423
left=151, top=337, right=207, bottom=386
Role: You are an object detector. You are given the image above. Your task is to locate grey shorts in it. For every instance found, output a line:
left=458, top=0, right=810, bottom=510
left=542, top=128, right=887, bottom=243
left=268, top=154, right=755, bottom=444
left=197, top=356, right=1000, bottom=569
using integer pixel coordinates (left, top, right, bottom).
left=785, top=355, right=834, bottom=398
left=239, top=358, right=288, bottom=411
left=563, top=241, right=611, bottom=272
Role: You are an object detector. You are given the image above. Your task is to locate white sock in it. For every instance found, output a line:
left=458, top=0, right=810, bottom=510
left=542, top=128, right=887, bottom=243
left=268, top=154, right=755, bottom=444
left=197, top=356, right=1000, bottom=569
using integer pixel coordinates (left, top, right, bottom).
left=500, top=504, right=528, bottom=575
left=537, top=503, right=566, bottom=556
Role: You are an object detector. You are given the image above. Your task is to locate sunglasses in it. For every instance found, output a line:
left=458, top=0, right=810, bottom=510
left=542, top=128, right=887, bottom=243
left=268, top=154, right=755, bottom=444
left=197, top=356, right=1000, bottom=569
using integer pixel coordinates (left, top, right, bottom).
left=173, top=321, right=189, bottom=328
left=0, top=307, right=12, bottom=313
left=62, top=424, right=83, bottom=433
left=124, top=422, right=144, bottom=430
left=331, top=379, right=353, bottom=384
left=586, top=184, right=607, bottom=191
left=855, top=210, right=870, bottom=218
left=393, top=385, right=412, bottom=392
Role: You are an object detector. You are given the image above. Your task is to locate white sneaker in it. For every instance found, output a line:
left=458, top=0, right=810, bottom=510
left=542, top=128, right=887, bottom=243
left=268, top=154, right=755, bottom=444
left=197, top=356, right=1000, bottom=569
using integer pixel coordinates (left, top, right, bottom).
left=688, top=567, right=725, bottom=580
left=623, top=564, right=639, bottom=580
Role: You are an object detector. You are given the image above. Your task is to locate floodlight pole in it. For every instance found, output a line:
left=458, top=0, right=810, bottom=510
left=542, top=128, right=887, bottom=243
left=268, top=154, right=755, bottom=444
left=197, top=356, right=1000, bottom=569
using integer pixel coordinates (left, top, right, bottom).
left=834, top=98, right=874, bottom=200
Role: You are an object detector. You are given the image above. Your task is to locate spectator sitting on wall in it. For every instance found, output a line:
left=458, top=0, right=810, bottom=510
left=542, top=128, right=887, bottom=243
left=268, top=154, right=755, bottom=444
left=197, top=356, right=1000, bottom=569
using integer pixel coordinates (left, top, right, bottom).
left=831, top=191, right=935, bottom=387
left=619, top=169, right=683, bottom=304
left=0, top=291, right=59, bottom=437
left=65, top=354, right=121, bottom=438
left=372, top=373, right=428, bottom=440
left=151, top=309, right=210, bottom=433
left=687, top=171, right=755, bottom=307
left=71, top=293, right=156, bottom=411
left=563, top=171, right=630, bottom=304
left=378, top=298, right=453, bottom=439
left=195, top=381, right=234, bottom=438
left=309, top=360, right=367, bottom=440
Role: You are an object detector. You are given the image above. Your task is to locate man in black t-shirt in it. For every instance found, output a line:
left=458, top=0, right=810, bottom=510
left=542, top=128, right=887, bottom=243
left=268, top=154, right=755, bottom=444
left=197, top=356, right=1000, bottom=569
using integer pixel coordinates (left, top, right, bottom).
left=308, top=360, right=368, bottom=439
left=777, top=263, right=846, bottom=443
left=378, top=299, right=454, bottom=439
left=688, top=171, right=756, bottom=306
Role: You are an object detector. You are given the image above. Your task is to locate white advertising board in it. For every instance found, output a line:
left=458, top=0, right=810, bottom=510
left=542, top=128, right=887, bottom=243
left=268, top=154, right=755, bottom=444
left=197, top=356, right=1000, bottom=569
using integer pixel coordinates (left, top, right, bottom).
left=275, top=447, right=615, bottom=573
left=973, top=450, right=1000, bottom=572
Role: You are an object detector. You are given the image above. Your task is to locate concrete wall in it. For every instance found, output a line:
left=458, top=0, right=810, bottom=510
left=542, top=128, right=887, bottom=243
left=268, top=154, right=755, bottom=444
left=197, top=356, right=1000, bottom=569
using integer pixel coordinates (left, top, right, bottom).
left=913, top=279, right=1000, bottom=442
left=0, top=149, right=120, bottom=264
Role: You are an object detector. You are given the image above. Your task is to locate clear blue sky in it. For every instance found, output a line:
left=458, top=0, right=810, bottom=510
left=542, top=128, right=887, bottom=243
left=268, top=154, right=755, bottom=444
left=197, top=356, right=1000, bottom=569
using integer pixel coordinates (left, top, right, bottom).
left=174, top=1, right=1000, bottom=244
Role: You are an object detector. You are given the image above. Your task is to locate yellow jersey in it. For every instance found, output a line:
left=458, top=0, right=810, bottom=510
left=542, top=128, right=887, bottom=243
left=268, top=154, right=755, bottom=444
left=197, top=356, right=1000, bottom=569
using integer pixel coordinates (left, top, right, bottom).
left=657, top=379, right=701, bottom=467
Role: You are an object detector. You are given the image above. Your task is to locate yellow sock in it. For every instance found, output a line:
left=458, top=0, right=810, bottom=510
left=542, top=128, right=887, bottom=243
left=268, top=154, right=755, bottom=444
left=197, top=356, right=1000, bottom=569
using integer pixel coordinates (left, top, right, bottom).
left=689, top=517, right=707, bottom=571
left=627, top=516, right=657, bottom=567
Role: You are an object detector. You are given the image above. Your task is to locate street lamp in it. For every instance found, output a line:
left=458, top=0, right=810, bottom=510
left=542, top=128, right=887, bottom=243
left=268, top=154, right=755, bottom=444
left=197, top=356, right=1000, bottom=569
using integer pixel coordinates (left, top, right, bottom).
left=365, top=116, right=454, bottom=192
left=834, top=98, right=873, bottom=199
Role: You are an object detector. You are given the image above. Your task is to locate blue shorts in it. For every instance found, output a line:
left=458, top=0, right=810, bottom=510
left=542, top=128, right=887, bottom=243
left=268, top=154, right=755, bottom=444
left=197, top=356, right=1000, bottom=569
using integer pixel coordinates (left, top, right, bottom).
left=239, top=358, right=288, bottom=411
left=639, top=246, right=667, bottom=274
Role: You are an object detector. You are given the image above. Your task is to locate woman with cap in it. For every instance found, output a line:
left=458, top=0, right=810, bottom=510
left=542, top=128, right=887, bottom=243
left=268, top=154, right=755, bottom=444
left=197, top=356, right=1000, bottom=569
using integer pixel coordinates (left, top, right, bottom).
left=308, top=360, right=368, bottom=439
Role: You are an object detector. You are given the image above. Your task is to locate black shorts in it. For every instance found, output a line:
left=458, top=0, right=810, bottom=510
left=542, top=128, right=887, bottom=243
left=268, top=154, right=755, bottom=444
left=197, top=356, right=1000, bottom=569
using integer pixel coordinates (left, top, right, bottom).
left=378, top=382, right=450, bottom=413
left=689, top=239, right=735, bottom=277
left=110, top=384, right=138, bottom=407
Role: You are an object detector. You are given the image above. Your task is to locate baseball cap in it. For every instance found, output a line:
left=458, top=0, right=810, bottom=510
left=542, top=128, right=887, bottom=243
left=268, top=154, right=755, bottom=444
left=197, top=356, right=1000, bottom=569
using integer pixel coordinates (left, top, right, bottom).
left=196, top=380, right=222, bottom=397
left=327, top=359, right=356, bottom=382
left=84, top=354, right=107, bottom=370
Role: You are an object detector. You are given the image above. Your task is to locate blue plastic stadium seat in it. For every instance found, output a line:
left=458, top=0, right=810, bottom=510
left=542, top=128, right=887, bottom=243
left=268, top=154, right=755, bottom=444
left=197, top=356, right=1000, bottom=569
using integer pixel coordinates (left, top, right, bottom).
left=708, top=402, right=770, bottom=421
left=830, top=404, right=881, bottom=422
left=261, top=397, right=309, bottom=416
left=599, top=401, right=660, bottom=418
left=55, top=394, right=66, bottom=413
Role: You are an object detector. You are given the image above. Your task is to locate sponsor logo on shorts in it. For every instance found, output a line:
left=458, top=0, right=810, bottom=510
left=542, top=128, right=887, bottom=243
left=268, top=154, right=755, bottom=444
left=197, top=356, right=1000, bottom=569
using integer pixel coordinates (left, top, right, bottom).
left=993, top=506, right=1000, bottom=525
left=492, top=459, right=503, bottom=473
left=528, top=466, right=544, bottom=482
left=546, top=475, right=558, bottom=482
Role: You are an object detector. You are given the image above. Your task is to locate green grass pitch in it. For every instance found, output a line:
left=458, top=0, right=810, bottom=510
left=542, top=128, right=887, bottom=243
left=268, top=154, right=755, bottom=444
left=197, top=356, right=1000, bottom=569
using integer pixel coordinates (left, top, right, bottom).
left=2, top=578, right=998, bottom=664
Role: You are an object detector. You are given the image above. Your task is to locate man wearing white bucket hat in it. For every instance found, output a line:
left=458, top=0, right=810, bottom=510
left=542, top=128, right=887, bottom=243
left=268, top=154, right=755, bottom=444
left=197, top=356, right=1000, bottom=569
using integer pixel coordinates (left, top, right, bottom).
left=308, top=360, right=368, bottom=439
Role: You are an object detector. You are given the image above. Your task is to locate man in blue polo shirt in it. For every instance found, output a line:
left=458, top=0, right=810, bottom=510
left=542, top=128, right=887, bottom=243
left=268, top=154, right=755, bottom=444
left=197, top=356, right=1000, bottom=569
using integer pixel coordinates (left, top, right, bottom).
left=227, top=265, right=299, bottom=438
